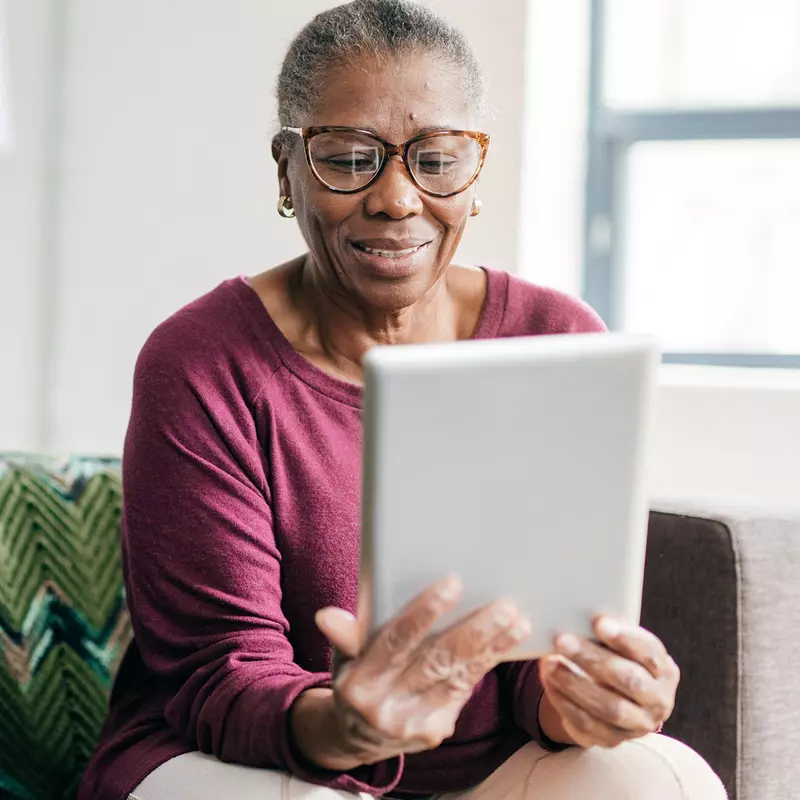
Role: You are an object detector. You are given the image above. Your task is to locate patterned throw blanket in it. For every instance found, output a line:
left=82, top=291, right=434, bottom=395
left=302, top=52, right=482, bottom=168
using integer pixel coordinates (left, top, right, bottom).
left=0, top=456, right=132, bottom=800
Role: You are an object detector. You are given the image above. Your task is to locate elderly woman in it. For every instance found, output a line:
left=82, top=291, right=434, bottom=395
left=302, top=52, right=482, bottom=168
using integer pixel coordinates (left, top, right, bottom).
left=79, top=2, right=727, bottom=799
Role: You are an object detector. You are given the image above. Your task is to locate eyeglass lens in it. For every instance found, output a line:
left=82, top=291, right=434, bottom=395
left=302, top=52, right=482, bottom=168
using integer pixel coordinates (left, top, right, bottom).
left=307, top=131, right=482, bottom=193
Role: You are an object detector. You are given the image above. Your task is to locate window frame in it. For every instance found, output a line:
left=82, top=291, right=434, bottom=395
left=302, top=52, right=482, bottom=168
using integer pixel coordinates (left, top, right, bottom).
left=583, top=0, right=800, bottom=368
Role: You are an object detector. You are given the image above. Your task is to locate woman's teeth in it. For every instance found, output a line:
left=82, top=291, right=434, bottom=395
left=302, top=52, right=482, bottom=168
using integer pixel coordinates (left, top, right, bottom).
left=353, top=243, right=426, bottom=259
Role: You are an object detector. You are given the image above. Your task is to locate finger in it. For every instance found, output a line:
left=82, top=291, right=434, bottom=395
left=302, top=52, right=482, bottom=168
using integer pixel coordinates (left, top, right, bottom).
left=433, top=612, right=532, bottom=699
left=545, top=684, right=630, bottom=749
left=366, top=576, right=463, bottom=672
left=332, top=579, right=463, bottom=743
left=316, top=607, right=360, bottom=659
left=483, top=614, right=533, bottom=663
left=435, top=598, right=522, bottom=664
left=400, top=601, right=525, bottom=701
left=594, top=617, right=679, bottom=683
left=554, top=634, right=666, bottom=715
left=544, top=655, right=656, bottom=736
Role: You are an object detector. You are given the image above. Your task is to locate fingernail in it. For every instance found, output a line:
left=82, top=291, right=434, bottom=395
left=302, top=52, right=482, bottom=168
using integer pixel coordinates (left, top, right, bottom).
left=555, top=633, right=581, bottom=657
left=315, top=608, right=332, bottom=625
left=330, top=607, right=357, bottom=622
left=542, top=657, right=559, bottom=677
left=597, top=617, right=621, bottom=639
left=510, top=618, right=532, bottom=640
left=557, top=655, right=590, bottom=679
left=438, top=577, right=462, bottom=601
left=493, top=602, right=516, bottom=626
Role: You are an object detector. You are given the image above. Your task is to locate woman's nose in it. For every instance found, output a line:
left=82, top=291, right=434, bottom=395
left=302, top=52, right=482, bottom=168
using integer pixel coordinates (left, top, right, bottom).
left=363, top=156, right=424, bottom=218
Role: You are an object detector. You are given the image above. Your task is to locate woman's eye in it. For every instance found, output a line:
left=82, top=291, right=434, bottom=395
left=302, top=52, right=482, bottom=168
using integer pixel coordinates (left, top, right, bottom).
left=322, top=153, right=379, bottom=173
left=416, top=157, right=457, bottom=174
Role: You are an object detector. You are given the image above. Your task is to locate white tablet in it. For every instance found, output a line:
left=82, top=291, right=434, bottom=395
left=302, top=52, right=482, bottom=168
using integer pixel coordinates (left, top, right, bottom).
left=360, top=333, right=659, bottom=660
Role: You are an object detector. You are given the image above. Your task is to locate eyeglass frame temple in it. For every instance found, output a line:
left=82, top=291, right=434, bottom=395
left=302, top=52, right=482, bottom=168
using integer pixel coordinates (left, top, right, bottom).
left=279, top=126, right=490, bottom=198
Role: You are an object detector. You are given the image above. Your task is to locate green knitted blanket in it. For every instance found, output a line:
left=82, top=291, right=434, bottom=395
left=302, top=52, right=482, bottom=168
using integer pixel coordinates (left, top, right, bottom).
left=0, top=456, right=131, bottom=800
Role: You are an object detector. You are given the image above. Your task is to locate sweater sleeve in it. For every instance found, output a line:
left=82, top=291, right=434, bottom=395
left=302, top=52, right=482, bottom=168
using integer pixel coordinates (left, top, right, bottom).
left=502, top=273, right=609, bottom=337
left=121, top=323, right=402, bottom=794
left=497, top=661, right=572, bottom=752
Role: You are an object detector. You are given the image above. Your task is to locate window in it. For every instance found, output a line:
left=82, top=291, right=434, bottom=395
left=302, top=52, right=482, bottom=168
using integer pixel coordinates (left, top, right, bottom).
left=585, top=0, right=800, bottom=366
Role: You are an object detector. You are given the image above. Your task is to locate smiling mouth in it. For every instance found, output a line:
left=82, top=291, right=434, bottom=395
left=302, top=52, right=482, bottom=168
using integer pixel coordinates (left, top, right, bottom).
left=350, top=242, right=430, bottom=259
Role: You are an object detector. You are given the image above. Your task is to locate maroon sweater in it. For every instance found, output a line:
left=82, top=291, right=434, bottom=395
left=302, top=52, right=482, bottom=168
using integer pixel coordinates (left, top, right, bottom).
left=79, top=268, right=605, bottom=800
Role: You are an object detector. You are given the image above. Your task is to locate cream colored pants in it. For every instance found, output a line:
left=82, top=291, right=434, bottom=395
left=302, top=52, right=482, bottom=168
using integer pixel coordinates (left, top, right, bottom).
left=129, top=735, right=727, bottom=799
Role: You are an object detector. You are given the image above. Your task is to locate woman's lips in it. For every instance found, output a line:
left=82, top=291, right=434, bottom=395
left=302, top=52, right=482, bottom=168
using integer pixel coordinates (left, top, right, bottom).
left=348, top=240, right=432, bottom=277
left=352, top=242, right=427, bottom=259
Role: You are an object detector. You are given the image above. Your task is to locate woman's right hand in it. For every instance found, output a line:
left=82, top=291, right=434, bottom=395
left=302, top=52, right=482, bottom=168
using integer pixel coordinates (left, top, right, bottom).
left=290, top=577, right=530, bottom=771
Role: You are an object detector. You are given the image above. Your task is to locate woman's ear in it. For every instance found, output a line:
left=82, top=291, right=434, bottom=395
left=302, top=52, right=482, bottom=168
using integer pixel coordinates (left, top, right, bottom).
left=272, top=136, right=293, bottom=200
left=271, top=135, right=284, bottom=164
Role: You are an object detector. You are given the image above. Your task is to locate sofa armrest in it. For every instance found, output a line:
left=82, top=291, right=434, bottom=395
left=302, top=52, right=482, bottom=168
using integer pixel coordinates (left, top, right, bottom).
left=642, top=502, right=800, bottom=800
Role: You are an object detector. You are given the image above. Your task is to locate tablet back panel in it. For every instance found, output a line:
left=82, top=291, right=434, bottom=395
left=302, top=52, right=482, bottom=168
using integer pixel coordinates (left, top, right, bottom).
left=361, top=333, right=659, bottom=658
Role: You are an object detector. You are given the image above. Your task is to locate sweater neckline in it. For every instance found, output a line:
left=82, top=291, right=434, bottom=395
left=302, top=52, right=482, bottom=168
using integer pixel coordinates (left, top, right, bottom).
left=230, top=267, right=508, bottom=408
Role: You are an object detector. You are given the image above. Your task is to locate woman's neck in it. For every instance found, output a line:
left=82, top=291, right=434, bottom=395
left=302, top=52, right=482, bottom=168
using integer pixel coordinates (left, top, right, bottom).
left=249, top=256, right=486, bottom=386
left=288, top=256, right=463, bottom=384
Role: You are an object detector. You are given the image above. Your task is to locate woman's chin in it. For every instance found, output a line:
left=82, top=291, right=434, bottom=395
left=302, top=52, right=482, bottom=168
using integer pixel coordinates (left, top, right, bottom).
left=349, top=264, right=440, bottom=312
left=341, top=244, right=441, bottom=308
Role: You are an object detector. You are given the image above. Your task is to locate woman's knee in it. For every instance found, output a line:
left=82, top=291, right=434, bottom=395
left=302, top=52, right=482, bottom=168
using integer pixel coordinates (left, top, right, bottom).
left=616, top=735, right=728, bottom=799
left=506, top=736, right=727, bottom=800
left=128, top=751, right=368, bottom=800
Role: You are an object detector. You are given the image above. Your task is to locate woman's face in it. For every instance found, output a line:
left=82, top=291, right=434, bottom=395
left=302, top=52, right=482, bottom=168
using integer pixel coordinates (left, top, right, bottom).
left=275, top=51, right=481, bottom=312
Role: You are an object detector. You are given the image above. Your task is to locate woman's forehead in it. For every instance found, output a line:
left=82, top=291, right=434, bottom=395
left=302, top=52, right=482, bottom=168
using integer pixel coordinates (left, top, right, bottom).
left=304, top=52, right=475, bottom=136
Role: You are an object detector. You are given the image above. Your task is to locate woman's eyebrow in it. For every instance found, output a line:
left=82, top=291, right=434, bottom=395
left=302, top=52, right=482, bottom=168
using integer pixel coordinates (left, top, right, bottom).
left=413, top=124, right=460, bottom=135
left=359, top=125, right=461, bottom=138
left=330, top=124, right=462, bottom=141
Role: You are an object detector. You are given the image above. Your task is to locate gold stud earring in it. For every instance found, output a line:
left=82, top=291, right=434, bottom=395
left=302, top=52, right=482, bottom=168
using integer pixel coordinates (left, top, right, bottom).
left=470, top=197, right=482, bottom=217
left=278, top=196, right=296, bottom=219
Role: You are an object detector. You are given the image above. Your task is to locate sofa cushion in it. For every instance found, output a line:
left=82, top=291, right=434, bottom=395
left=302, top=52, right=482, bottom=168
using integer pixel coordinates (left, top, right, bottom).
left=645, top=502, right=800, bottom=800
left=642, top=510, right=740, bottom=798
left=0, top=455, right=131, bottom=800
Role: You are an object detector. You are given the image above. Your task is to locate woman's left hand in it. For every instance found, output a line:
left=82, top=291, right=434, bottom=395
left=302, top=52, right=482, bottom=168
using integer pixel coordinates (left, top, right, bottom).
left=538, top=617, right=680, bottom=748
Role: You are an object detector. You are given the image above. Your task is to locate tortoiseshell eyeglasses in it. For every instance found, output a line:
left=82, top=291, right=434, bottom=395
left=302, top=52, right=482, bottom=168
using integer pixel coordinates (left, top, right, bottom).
left=281, top=126, right=490, bottom=198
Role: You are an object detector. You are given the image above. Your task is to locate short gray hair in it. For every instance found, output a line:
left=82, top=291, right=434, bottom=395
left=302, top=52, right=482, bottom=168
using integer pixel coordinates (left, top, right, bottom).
left=276, top=0, right=486, bottom=146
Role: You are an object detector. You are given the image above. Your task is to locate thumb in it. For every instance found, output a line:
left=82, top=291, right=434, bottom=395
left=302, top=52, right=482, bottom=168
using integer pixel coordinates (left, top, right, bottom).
left=315, top=607, right=361, bottom=659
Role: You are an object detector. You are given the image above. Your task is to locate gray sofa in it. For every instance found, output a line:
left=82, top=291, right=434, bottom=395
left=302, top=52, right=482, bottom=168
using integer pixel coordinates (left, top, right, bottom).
left=644, top=502, right=800, bottom=800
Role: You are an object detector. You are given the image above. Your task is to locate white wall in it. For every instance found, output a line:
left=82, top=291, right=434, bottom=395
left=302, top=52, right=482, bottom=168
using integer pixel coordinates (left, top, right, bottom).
left=0, top=0, right=59, bottom=451
left=51, top=0, right=315, bottom=454
left=651, top=365, right=800, bottom=508
left=4, top=0, right=800, bottom=510
left=48, top=0, right=529, bottom=454
left=518, top=0, right=590, bottom=296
